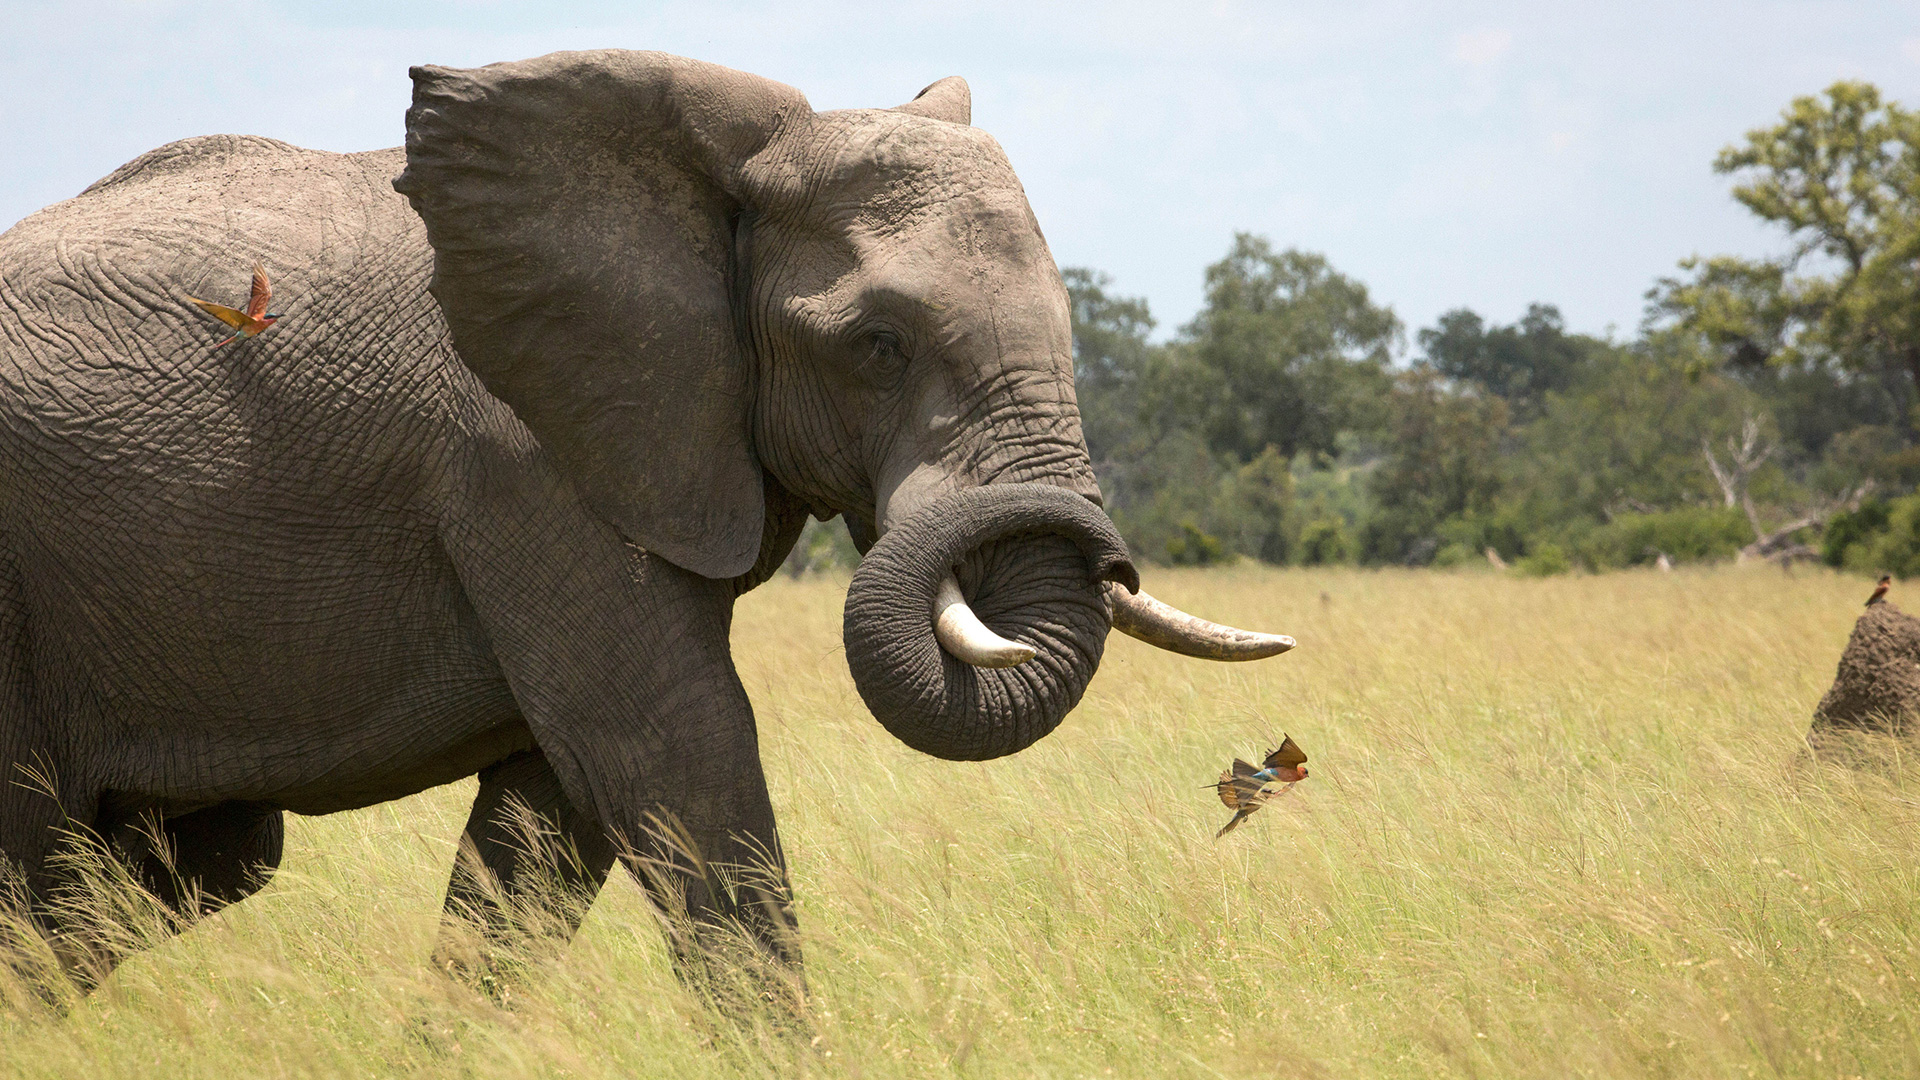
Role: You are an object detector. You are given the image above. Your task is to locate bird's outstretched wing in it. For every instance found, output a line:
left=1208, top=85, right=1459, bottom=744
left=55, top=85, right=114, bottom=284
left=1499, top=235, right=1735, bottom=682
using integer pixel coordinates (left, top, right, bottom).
left=1216, top=769, right=1242, bottom=808
left=1216, top=765, right=1265, bottom=809
left=1263, top=734, right=1307, bottom=771
left=246, top=264, right=272, bottom=319
left=187, top=298, right=249, bottom=329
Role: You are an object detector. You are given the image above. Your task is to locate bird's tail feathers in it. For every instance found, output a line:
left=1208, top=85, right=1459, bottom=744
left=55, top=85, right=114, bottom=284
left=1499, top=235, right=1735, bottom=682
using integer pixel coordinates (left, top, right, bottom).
left=1215, top=810, right=1251, bottom=839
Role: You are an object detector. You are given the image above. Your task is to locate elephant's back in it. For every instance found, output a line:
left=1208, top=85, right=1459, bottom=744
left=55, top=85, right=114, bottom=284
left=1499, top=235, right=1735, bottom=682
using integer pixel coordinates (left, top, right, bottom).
left=0, top=137, right=419, bottom=356
left=0, top=132, right=466, bottom=625
left=0, top=138, right=517, bottom=778
left=5, top=133, right=411, bottom=256
left=0, top=136, right=446, bottom=480
left=79, top=134, right=333, bottom=196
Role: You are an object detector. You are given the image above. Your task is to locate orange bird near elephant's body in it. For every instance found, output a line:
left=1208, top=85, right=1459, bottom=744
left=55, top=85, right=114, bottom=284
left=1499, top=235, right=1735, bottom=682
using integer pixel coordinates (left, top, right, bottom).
left=186, top=264, right=283, bottom=346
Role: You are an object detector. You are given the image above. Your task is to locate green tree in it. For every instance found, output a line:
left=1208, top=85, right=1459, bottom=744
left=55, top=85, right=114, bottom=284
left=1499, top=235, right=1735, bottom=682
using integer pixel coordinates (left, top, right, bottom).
left=1068, top=239, right=1395, bottom=567
left=1361, top=366, right=1510, bottom=563
left=1216, top=446, right=1296, bottom=565
left=1143, top=234, right=1397, bottom=464
left=1504, top=338, right=1772, bottom=541
left=1104, top=430, right=1231, bottom=565
left=1419, top=304, right=1595, bottom=417
left=1062, top=267, right=1156, bottom=470
left=1650, top=82, right=1920, bottom=419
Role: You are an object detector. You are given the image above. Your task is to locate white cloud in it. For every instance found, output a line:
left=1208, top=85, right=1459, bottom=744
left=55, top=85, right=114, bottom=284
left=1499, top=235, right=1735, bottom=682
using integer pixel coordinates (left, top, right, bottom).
left=1902, top=37, right=1920, bottom=62
left=1452, top=27, right=1514, bottom=66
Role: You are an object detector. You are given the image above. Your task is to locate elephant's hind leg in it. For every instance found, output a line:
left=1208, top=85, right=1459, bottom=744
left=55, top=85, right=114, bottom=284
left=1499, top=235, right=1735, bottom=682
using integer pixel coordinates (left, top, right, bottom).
left=437, top=748, right=615, bottom=973
left=0, top=548, right=101, bottom=996
left=108, top=801, right=285, bottom=917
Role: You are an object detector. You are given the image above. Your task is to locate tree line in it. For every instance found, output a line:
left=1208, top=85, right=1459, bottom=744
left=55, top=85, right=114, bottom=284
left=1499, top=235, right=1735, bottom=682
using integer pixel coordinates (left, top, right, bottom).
left=787, top=81, right=1920, bottom=577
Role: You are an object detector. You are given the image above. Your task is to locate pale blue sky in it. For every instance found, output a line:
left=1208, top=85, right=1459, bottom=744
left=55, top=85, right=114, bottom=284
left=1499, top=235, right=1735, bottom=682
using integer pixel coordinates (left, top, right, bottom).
left=5, top=2, right=1918, bottom=345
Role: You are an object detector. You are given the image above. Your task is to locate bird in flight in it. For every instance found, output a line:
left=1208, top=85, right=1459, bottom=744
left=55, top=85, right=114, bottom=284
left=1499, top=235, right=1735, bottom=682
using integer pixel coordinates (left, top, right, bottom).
left=1213, top=734, right=1309, bottom=839
left=1868, top=574, right=1891, bottom=607
left=186, top=264, right=284, bottom=346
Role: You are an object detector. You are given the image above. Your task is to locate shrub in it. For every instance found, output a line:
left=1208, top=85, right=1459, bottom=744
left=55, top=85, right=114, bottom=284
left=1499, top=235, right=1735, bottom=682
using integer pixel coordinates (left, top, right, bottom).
left=1362, top=366, right=1508, bottom=565
left=1577, top=507, right=1752, bottom=569
left=1107, top=437, right=1298, bottom=567
left=1514, top=543, right=1572, bottom=576
left=1165, top=522, right=1228, bottom=566
left=782, top=517, right=861, bottom=576
left=1823, top=499, right=1891, bottom=568
left=1297, top=518, right=1353, bottom=565
left=1853, top=494, right=1920, bottom=578
left=1214, top=446, right=1295, bottom=565
left=1437, top=510, right=1530, bottom=565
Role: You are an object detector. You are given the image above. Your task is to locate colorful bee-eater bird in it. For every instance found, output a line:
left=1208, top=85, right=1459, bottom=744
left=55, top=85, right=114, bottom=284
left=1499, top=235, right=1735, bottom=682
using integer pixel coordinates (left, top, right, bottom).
left=1868, top=574, right=1891, bottom=606
left=1212, top=734, right=1309, bottom=838
left=186, top=264, right=283, bottom=346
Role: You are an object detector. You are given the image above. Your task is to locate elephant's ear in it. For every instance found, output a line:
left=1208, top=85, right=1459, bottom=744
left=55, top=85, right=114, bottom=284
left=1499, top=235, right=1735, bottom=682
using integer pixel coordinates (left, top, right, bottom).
left=394, top=50, right=810, bottom=579
left=892, top=77, right=970, bottom=124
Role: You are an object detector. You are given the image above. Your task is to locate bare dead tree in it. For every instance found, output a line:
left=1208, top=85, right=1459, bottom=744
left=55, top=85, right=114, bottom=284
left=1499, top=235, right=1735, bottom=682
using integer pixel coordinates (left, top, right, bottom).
left=1702, top=415, right=1873, bottom=565
left=1740, top=480, right=1876, bottom=564
left=1702, top=415, right=1774, bottom=541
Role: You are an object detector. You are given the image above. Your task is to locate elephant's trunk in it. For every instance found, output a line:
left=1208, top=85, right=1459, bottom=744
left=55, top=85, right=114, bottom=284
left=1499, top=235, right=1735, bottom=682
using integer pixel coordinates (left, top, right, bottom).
left=842, top=483, right=1137, bottom=761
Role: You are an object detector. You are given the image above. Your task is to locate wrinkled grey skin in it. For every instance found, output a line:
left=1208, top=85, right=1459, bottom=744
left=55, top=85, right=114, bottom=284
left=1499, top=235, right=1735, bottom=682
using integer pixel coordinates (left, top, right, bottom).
left=0, top=51, right=1139, bottom=985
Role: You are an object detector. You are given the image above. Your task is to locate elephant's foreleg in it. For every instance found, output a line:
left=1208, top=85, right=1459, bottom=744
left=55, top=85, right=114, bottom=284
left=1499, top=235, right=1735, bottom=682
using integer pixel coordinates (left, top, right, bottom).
left=439, top=747, right=614, bottom=959
left=616, top=742, right=798, bottom=976
left=437, top=461, right=800, bottom=987
left=559, top=552, right=801, bottom=979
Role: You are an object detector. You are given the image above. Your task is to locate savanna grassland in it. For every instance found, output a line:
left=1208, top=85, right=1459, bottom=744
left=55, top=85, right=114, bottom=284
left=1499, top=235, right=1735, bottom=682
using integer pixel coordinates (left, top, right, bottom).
left=3, top=566, right=1918, bottom=1079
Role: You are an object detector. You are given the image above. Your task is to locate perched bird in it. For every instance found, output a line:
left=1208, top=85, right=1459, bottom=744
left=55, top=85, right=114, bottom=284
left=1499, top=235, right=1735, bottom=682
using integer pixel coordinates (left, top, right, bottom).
left=1213, top=734, right=1309, bottom=838
left=1868, top=574, right=1892, bottom=607
left=186, top=264, right=283, bottom=346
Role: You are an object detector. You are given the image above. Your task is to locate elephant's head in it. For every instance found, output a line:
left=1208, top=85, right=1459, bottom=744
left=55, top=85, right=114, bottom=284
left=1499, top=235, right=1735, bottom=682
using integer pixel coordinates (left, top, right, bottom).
left=395, top=50, right=1290, bottom=762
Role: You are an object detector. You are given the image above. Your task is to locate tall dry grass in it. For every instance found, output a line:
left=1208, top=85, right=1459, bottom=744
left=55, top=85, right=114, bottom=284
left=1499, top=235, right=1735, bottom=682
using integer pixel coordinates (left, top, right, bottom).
left=2, top=565, right=1916, bottom=1078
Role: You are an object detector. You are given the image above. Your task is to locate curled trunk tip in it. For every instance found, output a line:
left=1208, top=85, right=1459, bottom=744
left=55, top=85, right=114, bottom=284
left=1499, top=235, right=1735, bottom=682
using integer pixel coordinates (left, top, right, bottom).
left=842, top=483, right=1134, bottom=761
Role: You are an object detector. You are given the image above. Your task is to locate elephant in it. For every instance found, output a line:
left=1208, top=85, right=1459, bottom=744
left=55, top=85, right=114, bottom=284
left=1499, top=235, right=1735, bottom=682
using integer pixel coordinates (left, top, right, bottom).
left=1809, top=601, right=1920, bottom=746
left=0, top=50, right=1291, bottom=989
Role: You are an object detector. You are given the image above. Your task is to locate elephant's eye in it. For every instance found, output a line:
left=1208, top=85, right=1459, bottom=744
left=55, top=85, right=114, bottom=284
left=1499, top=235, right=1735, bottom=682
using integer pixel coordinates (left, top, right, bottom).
left=855, top=331, right=909, bottom=385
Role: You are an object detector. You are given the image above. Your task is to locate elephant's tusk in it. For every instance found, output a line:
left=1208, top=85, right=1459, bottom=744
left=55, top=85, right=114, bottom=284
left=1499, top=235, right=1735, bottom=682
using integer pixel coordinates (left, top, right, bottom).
left=933, top=574, right=1038, bottom=668
left=1106, top=583, right=1296, bottom=661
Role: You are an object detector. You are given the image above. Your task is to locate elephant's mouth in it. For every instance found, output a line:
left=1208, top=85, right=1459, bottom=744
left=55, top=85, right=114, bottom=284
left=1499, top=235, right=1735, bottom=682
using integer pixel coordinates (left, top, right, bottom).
left=840, top=483, right=1293, bottom=762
